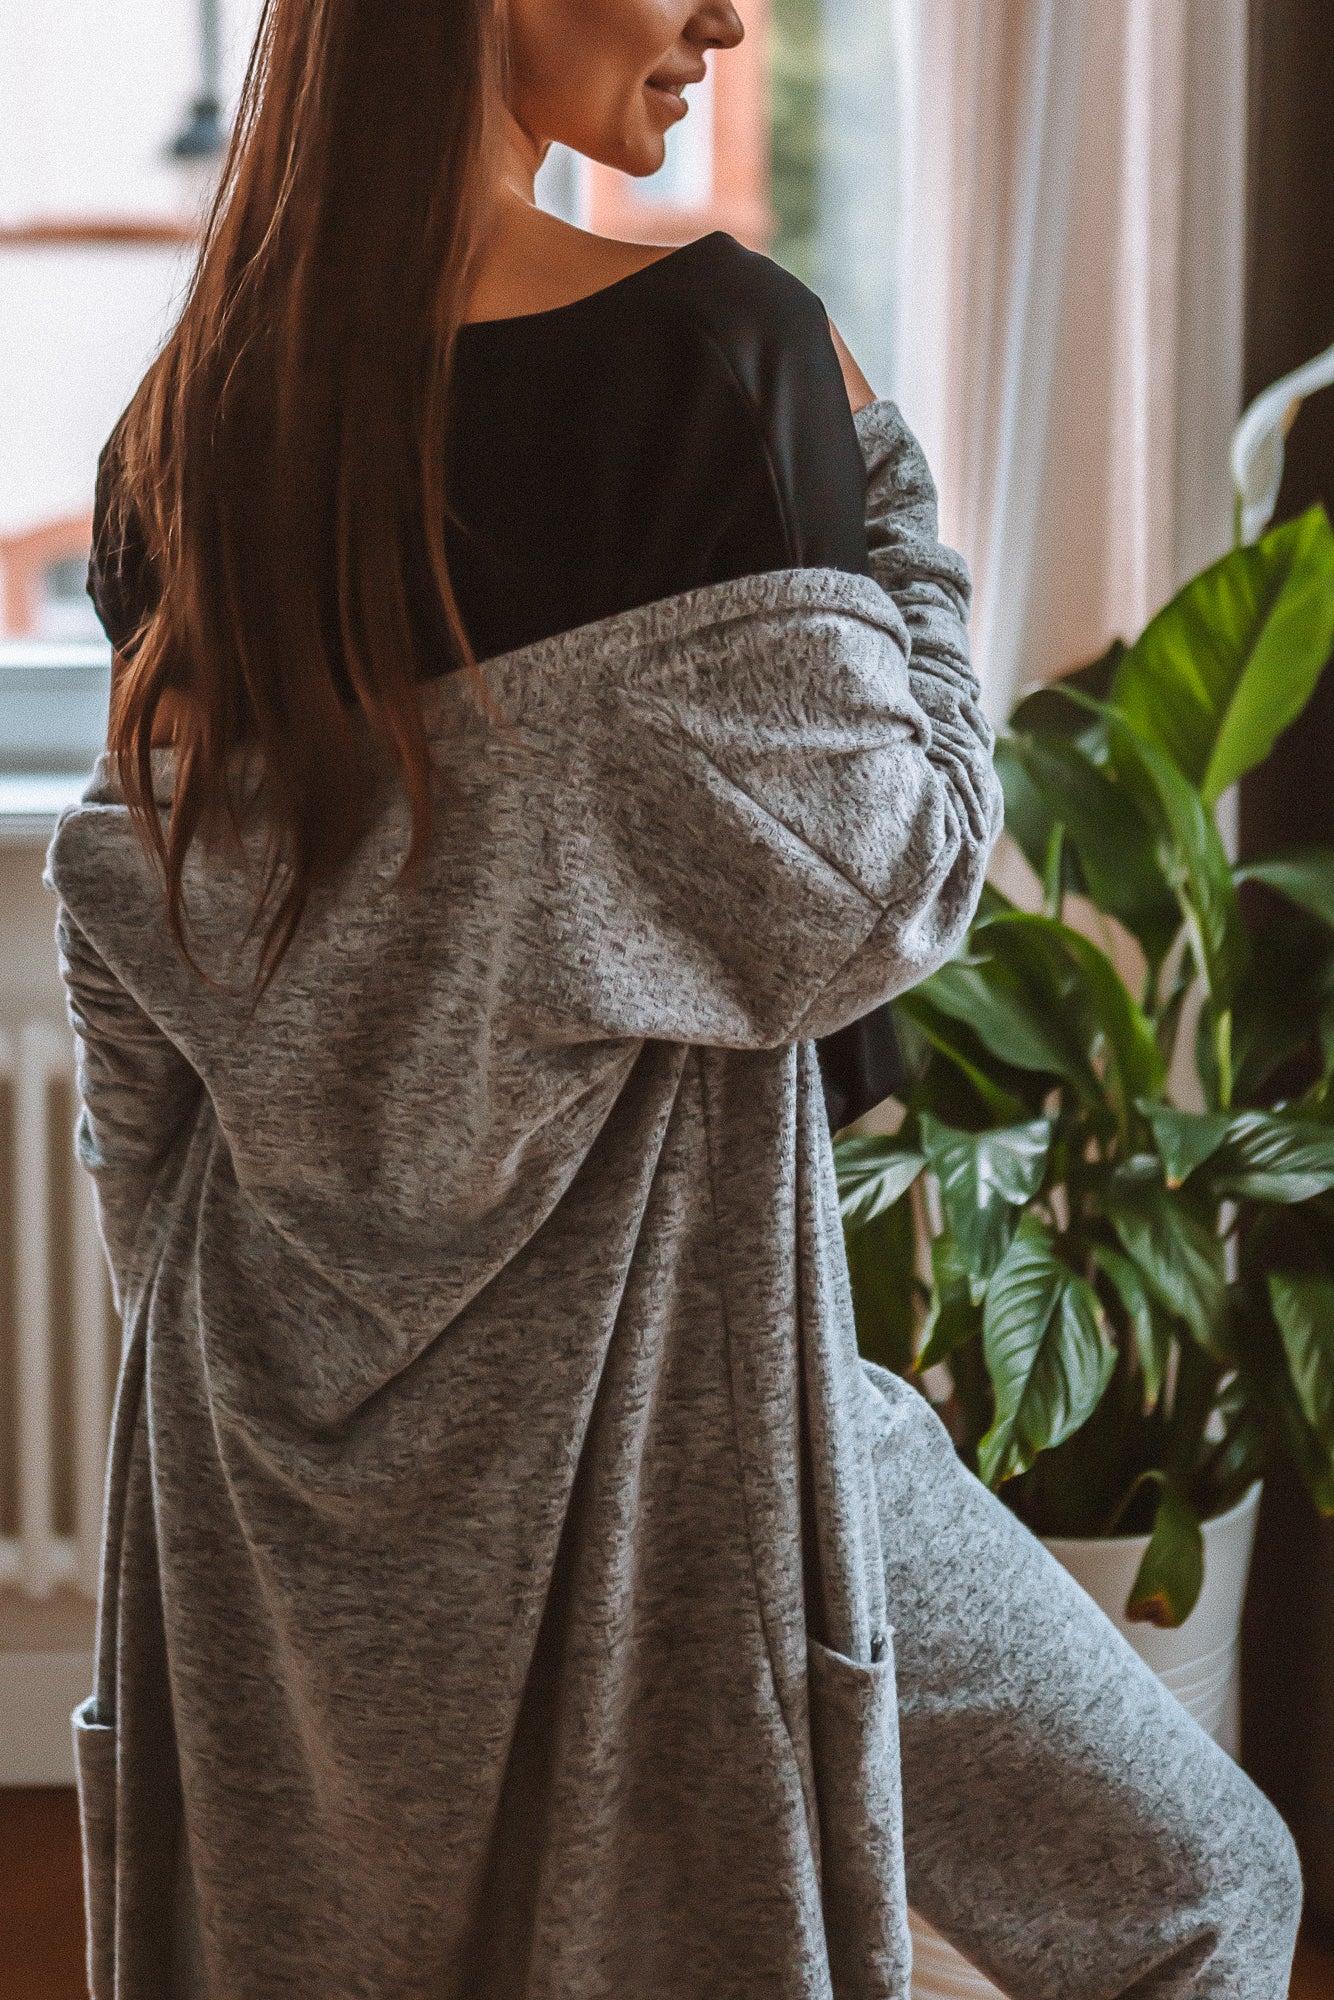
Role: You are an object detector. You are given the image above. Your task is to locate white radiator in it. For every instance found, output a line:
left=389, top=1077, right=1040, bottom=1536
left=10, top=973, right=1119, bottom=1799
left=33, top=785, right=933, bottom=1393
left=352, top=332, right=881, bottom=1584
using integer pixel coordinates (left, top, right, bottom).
left=0, top=1017, right=114, bottom=1605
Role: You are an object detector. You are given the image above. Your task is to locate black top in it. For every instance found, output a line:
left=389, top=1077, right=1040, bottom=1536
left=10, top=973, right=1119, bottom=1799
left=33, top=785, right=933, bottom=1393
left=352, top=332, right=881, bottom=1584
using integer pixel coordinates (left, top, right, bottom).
left=88, top=229, right=901, bottom=1125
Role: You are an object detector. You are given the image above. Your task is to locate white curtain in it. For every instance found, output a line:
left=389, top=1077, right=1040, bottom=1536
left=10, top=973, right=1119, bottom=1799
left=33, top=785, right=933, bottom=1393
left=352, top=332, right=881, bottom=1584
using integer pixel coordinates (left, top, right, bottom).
left=892, top=0, right=1249, bottom=725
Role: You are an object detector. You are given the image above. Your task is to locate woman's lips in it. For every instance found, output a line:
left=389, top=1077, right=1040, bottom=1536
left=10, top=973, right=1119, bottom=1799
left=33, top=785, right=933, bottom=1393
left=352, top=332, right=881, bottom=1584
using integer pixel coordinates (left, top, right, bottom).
left=645, top=79, right=691, bottom=120
left=645, top=65, right=704, bottom=119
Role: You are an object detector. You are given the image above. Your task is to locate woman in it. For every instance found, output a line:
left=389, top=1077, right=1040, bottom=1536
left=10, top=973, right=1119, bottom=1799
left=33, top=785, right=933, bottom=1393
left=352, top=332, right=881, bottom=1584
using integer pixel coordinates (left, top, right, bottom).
left=50, top=1, right=1300, bottom=1995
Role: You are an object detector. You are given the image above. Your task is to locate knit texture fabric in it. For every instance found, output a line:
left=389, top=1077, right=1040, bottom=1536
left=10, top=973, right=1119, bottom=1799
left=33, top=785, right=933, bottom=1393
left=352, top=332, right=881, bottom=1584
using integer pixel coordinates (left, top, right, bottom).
left=47, top=402, right=1299, bottom=1998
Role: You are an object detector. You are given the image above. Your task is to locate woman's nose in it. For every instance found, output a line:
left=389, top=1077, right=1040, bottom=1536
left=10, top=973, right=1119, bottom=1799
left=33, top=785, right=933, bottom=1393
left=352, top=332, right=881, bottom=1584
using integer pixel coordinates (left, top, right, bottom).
left=687, top=1, right=745, bottom=54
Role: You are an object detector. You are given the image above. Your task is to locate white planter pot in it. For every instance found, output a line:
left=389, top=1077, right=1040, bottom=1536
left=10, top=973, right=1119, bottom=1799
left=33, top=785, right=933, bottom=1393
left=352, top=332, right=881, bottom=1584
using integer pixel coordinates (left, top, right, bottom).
left=907, top=1481, right=1263, bottom=1999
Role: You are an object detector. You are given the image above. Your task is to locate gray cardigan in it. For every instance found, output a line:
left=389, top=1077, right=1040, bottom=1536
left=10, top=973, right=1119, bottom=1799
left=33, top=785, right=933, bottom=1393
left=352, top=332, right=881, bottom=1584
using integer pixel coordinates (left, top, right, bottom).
left=49, top=400, right=1002, bottom=1998
left=49, top=399, right=1309, bottom=2000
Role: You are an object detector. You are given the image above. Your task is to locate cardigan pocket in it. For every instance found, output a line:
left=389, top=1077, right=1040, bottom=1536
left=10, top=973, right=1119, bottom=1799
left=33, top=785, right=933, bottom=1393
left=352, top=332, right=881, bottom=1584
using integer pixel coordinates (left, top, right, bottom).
left=72, top=1696, right=117, bottom=2000
left=807, top=1629, right=911, bottom=2000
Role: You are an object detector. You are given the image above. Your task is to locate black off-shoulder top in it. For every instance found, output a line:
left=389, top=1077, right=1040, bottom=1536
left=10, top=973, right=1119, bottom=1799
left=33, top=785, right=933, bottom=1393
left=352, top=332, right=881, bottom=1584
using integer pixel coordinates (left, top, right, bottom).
left=88, top=229, right=902, bottom=1127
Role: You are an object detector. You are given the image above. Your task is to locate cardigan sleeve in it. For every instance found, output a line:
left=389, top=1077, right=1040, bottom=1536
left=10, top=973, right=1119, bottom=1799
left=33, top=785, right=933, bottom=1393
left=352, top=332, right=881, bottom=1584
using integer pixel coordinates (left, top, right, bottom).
left=526, top=404, right=1002, bottom=1050
left=51, top=899, right=204, bottom=1311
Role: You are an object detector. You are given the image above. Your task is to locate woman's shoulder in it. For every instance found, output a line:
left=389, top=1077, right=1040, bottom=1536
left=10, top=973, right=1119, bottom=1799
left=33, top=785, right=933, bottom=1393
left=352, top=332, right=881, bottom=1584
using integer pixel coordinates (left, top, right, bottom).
left=457, top=225, right=859, bottom=502
left=642, top=234, right=869, bottom=567
left=462, top=226, right=837, bottom=376
left=647, top=230, right=836, bottom=363
left=646, top=234, right=859, bottom=452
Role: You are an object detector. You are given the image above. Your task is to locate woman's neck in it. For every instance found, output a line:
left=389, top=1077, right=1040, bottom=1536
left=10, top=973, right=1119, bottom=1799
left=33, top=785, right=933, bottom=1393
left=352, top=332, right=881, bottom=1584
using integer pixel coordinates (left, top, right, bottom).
left=465, top=114, right=675, bottom=326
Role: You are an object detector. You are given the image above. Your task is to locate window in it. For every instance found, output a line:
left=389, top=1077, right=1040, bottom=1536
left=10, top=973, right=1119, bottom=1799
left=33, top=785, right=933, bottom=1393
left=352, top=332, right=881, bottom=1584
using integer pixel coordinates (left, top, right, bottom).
left=769, top=0, right=910, bottom=398
left=0, top=0, right=910, bottom=793
left=0, top=0, right=261, bottom=793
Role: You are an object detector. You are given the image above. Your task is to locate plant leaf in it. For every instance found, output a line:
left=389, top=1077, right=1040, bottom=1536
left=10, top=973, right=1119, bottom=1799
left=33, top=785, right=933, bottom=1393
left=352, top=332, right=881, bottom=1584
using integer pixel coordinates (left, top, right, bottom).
left=1283, top=1405, right=1334, bottom=1513
left=977, top=1227, right=1116, bottom=1486
left=1211, top=1114, right=1334, bottom=1204
left=1226, top=908, right=1334, bottom=1103
left=1126, top=1479, right=1205, bottom=1627
left=1008, top=639, right=1124, bottom=746
left=978, top=913, right=1166, bottom=1127
left=1203, top=1368, right=1271, bottom=1516
left=1228, top=1266, right=1334, bottom=1514
left=1110, top=506, right=1334, bottom=803
left=1236, top=846, right=1334, bottom=930
left=1268, top=1271, right=1334, bottom=1450
left=1092, top=1243, right=1170, bottom=1408
left=1104, top=1166, right=1228, bottom=1358
left=834, top=1136, right=926, bottom=1229
left=844, top=1197, right=919, bottom=1376
left=1041, top=822, right=1068, bottom=917
left=894, top=993, right=1031, bottom=1125
left=919, top=1114, right=1052, bottom=1294
left=1107, top=720, right=1249, bottom=1017
left=1138, top=1103, right=1233, bottom=1186
left=995, top=733, right=1179, bottom=969
left=917, top=1231, right=983, bottom=1371
left=914, top=959, right=1079, bottom=1085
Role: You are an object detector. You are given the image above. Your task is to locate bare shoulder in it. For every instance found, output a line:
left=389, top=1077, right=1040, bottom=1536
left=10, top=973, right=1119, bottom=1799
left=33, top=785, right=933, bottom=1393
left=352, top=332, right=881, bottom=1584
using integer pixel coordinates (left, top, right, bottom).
left=465, top=201, right=679, bottom=322
left=531, top=209, right=680, bottom=289
left=827, top=319, right=877, bottom=416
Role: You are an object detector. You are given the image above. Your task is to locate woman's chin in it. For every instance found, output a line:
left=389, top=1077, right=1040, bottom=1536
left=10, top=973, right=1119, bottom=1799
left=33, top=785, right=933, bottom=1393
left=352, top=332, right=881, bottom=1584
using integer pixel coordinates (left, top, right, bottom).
left=628, top=145, right=669, bottom=179
left=591, top=132, right=667, bottom=179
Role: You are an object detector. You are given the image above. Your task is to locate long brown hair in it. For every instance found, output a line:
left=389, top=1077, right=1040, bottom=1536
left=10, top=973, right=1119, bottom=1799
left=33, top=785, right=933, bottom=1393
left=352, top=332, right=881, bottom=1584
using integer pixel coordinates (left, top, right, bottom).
left=105, top=0, right=503, bottom=986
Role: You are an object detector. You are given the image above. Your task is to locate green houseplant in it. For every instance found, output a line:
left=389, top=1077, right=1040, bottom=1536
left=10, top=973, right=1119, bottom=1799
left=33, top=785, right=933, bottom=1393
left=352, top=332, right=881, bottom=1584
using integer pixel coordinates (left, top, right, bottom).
left=837, top=502, right=1334, bottom=1626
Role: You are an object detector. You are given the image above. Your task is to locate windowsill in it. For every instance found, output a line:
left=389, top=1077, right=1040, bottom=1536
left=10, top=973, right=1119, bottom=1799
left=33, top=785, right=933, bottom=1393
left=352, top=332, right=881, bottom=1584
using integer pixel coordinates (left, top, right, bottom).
left=0, top=639, right=111, bottom=667
left=0, top=771, right=89, bottom=842
left=0, top=645, right=110, bottom=838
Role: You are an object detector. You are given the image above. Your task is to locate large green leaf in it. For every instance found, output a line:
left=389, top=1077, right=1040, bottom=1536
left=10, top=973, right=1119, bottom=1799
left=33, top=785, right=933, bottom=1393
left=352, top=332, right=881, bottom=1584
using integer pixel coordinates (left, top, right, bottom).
left=835, top=1137, right=925, bottom=1229
left=1110, top=506, right=1334, bottom=803
left=1104, top=1165, right=1228, bottom=1357
left=1008, top=640, right=1124, bottom=746
left=917, top=1231, right=983, bottom=1370
left=1107, top=720, right=1249, bottom=1019
left=974, top=879, right=1020, bottom=924
left=1282, top=1399, right=1334, bottom=1513
left=1017, top=1370, right=1160, bottom=1537
left=977, top=1226, right=1116, bottom=1486
left=1204, top=1368, right=1271, bottom=1517
left=1142, top=1103, right=1334, bottom=1204
left=1138, top=1104, right=1233, bottom=1186
left=1237, top=847, right=1334, bottom=932
left=1227, top=1266, right=1334, bottom=1514
left=977, top=913, right=1165, bottom=1129
left=1092, top=1243, right=1170, bottom=1408
left=845, top=1195, right=919, bottom=1375
left=1126, top=1478, right=1205, bottom=1627
left=1268, top=1271, right=1334, bottom=1451
left=995, top=734, right=1179, bottom=968
left=919, top=1115, right=1052, bottom=1295
left=914, top=959, right=1078, bottom=1085
left=1211, top=1115, right=1334, bottom=1204
left=894, top=993, right=1031, bottom=1126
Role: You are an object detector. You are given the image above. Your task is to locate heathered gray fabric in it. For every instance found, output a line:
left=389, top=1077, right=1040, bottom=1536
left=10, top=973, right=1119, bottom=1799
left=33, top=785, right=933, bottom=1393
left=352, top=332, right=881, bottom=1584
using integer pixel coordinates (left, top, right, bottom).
left=861, top=1363, right=1301, bottom=1997
left=46, top=400, right=1299, bottom=1999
